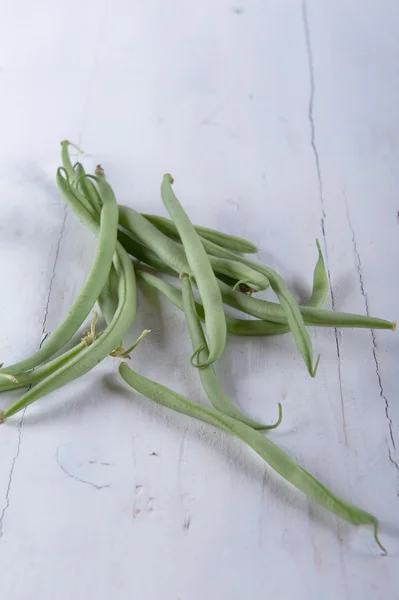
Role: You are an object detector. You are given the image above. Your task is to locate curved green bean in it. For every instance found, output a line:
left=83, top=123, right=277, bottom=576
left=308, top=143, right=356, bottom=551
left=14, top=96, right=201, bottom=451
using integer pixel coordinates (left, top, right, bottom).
left=189, top=239, right=323, bottom=376
left=253, top=265, right=320, bottom=377
left=142, top=213, right=327, bottom=375
left=120, top=229, right=250, bottom=290
left=135, top=240, right=330, bottom=337
left=306, top=240, right=329, bottom=308
left=181, top=273, right=282, bottom=429
left=74, top=162, right=102, bottom=214
left=0, top=315, right=100, bottom=393
left=132, top=249, right=306, bottom=338
left=0, top=169, right=119, bottom=377
left=60, top=140, right=82, bottom=182
left=160, top=174, right=226, bottom=367
left=98, top=266, right=120, bottom=326
left=143, top=213, right=258, bottom=254
left=120, top=207, right=267, bottom=290
left=119, top=363, right=386, bottom=554
left=1, top=238, right=136, bottom=421
left=217, top=279, right=395, bottom=330
left=118, top=229, right=177, bottom=276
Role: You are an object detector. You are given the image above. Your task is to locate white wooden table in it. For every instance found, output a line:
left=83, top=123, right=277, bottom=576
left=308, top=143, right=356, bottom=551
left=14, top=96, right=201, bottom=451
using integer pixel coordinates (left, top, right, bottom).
left=1, top=2, right=398, bottom=598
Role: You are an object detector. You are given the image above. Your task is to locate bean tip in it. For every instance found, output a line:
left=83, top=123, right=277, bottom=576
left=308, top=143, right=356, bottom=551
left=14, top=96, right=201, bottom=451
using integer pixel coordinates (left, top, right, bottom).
left=179, top=272, right=189, bottom=280
left=392, top=322, right=396, bottom=332
left=164, top=173, right=174, bottom=184
left=95, top=164, right=105, bottom=176
left=0, top=410, right=4, bottom=425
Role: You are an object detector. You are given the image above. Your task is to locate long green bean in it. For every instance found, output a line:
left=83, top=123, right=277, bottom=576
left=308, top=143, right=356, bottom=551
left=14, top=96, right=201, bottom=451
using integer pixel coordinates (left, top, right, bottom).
left=143, top=213, right=258, bottom=254
left=1, top=248, right=136, bottom=421
left=216, top=278, right=395, bottom=329
left=0, top=169, right=118, bottom=377
left=119, top=363, right=386, bottom=553
left=135, top=239, right=332, bottom=338
left=120, top=206, right=268, bottom=289
left=0, top=165, right=138, bottom=420
left=160, top=174, right=226, bottom=367
left=181, top=273, right=282, bottom=429
left=0, top=315, right=100, bottom=393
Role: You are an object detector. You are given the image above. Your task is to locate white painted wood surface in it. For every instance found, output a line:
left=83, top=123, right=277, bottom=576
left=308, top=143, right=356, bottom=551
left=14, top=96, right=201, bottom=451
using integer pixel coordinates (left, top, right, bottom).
left=0, top=1, right=398, bottom=598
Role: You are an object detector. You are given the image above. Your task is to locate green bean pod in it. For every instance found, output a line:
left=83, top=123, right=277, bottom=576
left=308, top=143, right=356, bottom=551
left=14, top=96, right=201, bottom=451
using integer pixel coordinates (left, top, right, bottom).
left=0, top=169, right=119, bottom=377
left=118, top=229, right=178, bottom=276
left=160, top=174, right=226, bottom=367
left=1, top=249, right=136, bottom=420
left=119, top=363, right=386, bottom=554
left=306, top=240, right=329, bottom=308
left=74, top=162, right=102, bottom=214
left=143, top=213, right=258, bottom=254
left=135, top=238, right=331, bottom=337
left=98, top=266, right=119, bottom=326
left=180, top=273, right=282, bottom=429
left=0, top=328, right=102, bottom=393
left=217, top=280, right=395, bottom=330
left=119, top=208, right=267, bottom=289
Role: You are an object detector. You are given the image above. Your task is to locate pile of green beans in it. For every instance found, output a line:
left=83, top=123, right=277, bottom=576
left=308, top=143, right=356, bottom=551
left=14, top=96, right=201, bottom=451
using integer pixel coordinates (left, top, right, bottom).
left=0, top=141, right=396, bottom=553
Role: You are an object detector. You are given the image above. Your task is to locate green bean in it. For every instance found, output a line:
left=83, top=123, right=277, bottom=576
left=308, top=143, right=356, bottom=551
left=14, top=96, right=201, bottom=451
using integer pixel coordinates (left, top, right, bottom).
left=160, top=174, right=226, bottom=366
left=120, top=207, right=267, bottom=289
left=60, top=140, right=82, bottom=182
left=98, top=266, right=120, bottom=326
left=142, top=217, right=327, bottom=371
left=188, top=238, right=321, bottom=375
left=306, top=240, right=329, bottom=308
left=0, top=164, right=140, bottom=421
left=118, top=229, right=177, bottom=276
left=120, top=229, right=248, bottom=290
left=0, top=169, right=119, bottom=377
left=0, top=316, right=100, bottom=393
left=217, top=279, right=395, bottom=331
left=1, top=237, right=136, bottom=421
left=0, top=374, right=18, bottom=385
left=143, top=213, right=258, bottom=254
left=211, top=271, right=318, bottom=376
left=181, top=273, right=282, bottom=429
left=135, top=246, right=326, bottom=337
left=144, top=212, right=266, bottom=284
left=119, top=363, right=386, bottom=553
left=73, top=162, right=102, bottom=214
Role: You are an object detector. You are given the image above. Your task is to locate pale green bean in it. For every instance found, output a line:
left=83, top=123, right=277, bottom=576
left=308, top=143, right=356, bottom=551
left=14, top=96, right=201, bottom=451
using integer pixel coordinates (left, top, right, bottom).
left=0, top=168, right=118, bottom=377
left=143, top=213, right=258, bottom=253
left=181, top=273, right=282, bottom=429
left=119, top=363, right=386, bottom=554
left=160, top=174, right=226, bottom=367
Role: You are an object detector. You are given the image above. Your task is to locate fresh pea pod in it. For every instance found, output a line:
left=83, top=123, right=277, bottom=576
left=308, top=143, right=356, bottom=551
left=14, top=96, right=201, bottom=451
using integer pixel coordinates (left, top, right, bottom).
left=119, top=363, right=386, bottom=554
